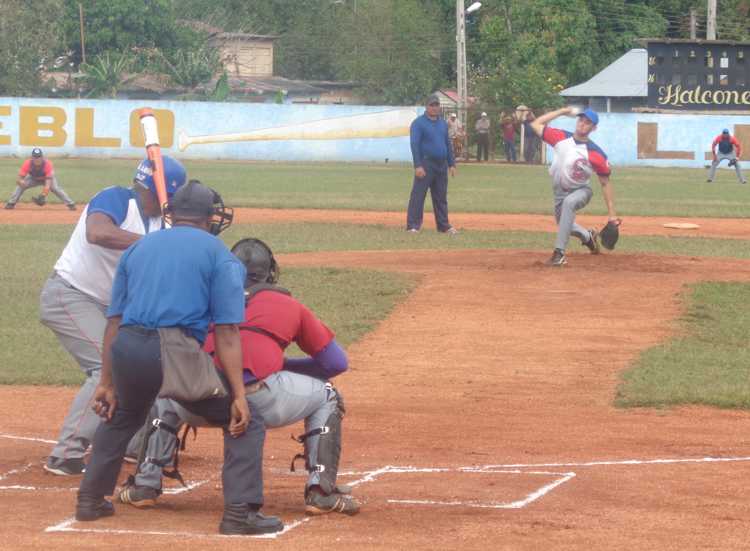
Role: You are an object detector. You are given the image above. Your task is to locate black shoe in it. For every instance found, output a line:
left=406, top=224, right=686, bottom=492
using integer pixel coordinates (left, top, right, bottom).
left=67, top=203, right=77, bottom=211
left=44, top=456, right=86, bottom=476
left=76, top=496, right=115, bottom=522
left=3, top=203, right=14, bottom=209
left=219, top=504, right=284, bottom=535
left=545, top=249, right=567, bottom=267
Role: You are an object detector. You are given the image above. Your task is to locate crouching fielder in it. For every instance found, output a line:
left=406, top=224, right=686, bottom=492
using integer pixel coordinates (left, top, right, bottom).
left=120, top=238, right=359, bottom=516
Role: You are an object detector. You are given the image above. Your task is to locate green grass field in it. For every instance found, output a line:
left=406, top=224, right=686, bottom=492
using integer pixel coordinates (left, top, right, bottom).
left=2, top=157, right=749, bottom=217
left=2, top=158, right=750, bottom=410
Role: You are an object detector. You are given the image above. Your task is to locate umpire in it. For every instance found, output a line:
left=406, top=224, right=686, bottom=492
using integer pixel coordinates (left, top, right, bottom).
left=406, top=94, right=458, bottom=235
left=75, top=180, right=283, bottom=535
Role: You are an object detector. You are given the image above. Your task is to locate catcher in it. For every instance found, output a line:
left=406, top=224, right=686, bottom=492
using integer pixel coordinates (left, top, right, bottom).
left=529, top=107, right=620, bottom=266
left=4, top=148, right=76, bottom=210
left=118, top=237, right=360, bottom=517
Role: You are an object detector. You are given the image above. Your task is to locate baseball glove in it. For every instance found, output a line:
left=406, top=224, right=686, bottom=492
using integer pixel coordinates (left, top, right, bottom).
left=32, top=195, right=46, bottom=206
left=728, top=159, right=737, bottom=167
left=599, top=219, right=621, bottom=250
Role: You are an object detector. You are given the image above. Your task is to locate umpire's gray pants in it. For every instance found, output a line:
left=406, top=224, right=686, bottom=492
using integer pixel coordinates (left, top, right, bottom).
left=7, top=175, right=74, bottom=205
left=554, top=186, right=594, bottom=252
left=39, top=273, right=140, bottom=460
left=708, top=152, right=746, bottom=183
left=136, top=371, right=339, bottom=491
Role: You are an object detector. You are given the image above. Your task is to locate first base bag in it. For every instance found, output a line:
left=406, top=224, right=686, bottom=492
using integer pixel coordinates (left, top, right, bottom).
left=157, top=327, right=228, bottom=402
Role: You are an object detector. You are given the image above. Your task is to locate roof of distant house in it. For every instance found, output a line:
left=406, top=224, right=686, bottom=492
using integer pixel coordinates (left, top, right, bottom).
left=560, top=48, right=647, bottom=98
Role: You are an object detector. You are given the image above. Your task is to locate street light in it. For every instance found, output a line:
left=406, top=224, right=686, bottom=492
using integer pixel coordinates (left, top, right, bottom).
left=456, top=1, right=480, bottom=129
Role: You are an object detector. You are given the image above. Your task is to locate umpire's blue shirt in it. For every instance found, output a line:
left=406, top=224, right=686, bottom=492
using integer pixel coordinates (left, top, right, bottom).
left=107, top=225, right=246, bottom=344
left=410, top=113, right=455, bottom=168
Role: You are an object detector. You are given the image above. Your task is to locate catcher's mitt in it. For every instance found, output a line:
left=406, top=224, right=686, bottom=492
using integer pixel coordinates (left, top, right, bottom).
left=599, top=219, right=621, bottom=250
left=32, top=195, right=46, bottom=206
left=728, top=159, right=737, bottom=167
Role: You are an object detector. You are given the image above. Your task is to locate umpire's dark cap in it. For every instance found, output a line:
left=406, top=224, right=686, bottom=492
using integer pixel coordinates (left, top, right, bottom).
left=168, top=180, right=215, bottom=217
left=426, top=93, right=441, bottom=105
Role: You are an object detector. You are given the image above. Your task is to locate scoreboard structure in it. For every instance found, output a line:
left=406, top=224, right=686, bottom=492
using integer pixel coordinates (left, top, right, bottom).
left=646, top=39, right=750, bottom=111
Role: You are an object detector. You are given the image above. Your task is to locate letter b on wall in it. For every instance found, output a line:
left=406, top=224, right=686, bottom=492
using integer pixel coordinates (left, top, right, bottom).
left=20, top=107, right=67, bottom=146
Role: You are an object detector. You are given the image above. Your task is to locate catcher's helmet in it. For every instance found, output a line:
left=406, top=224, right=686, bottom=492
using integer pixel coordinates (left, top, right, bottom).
left=231, top=238, right=279, bottom=286
left=164, top=179, right=233, bottom=236
left=134, top=155, right=187, bottom=197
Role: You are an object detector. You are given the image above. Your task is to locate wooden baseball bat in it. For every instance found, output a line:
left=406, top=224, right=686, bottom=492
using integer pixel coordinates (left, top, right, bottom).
left=139, top=108, right=168, bottom=212
left=178, top=108, right=417, bottom=151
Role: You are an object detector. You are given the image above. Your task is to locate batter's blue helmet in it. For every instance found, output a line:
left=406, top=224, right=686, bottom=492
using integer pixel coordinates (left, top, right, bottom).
left=134, top=156, right=187, bottom=197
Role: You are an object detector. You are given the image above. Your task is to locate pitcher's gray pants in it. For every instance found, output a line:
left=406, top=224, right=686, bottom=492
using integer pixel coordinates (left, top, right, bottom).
left=136, top=371, right=339, bottom=492
left=40, top=273, right=139, bottom=461
left=554, top=187, right=594, bottom=252
left=7, top=175, right=74, bottom=205
left=708, top=152, right=746, bottom=183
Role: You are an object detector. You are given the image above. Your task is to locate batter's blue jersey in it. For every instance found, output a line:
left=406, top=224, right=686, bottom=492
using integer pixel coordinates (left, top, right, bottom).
left=107, top=225, right=246, bottom=343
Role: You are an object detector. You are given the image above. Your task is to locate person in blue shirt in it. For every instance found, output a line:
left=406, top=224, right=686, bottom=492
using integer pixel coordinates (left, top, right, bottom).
left=406, top=93, right=458, bottom=235
left=75, top=180, right=283, bottom=536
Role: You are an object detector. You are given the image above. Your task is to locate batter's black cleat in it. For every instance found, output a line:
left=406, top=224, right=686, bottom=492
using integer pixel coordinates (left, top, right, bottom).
left=219, top=504, right=284, bottom=535
left=545, top=249, right=567, bottom=267
left=305, top=487, right=361, bottom=516
left=583, top=229, right=600, bottom=255
left=67, top=203, right=77, bottom=211
left=118, top=483, right=160, bottom=508
left=75, top=496, right=115, bottom=522
left=44, top=456, right=85, bottom=476
left=3, top=203, right=15, bottom=209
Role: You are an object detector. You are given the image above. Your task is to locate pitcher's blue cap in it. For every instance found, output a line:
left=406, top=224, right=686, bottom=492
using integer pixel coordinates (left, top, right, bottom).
left=722, top=128, right=730, bottom=134
left=577, top=108, right=599, bottom=125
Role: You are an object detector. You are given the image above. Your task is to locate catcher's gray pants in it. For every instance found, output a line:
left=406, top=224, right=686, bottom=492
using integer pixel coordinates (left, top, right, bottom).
left=39, top=273, right=140, bottom=461
left=554, top=187, right=594, bottom=252
left=708, top=152, right=746, bottom=183
left=7, top=175, right=74, bottom=205
left=136, top=371, right=339, bottom=492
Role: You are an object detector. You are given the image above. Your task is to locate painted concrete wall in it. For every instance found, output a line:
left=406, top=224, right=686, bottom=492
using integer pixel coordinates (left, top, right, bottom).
left=1, top=97, right=748, bottom=167
left=0, top=97, right=418, bottom=163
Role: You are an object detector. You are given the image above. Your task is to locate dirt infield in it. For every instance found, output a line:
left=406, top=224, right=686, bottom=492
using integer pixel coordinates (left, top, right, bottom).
left=1, top=204, right=749, bottom=239
left=2, top=211, right=750, bottom=549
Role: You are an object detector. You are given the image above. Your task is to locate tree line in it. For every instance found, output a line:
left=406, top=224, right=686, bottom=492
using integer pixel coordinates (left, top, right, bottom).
left=1, top=0, right=748, bottom=107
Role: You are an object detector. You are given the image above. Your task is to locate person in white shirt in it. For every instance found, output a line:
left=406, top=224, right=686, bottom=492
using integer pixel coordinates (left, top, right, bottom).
left=39, top=156, right=187, bottom=476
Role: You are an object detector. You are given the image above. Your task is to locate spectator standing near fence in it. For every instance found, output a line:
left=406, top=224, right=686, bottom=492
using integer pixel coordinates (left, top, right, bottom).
left=501, top=117, right=517, bottom=163
left=475, top=112, right=490, bottom=162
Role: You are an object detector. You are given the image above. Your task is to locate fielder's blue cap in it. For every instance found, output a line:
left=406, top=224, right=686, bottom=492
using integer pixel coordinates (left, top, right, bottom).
left=134, top=155, right=187, bottom=196
left=577, top=108, right=599, bottom=126
left=722, top=128, right=730, bottom=134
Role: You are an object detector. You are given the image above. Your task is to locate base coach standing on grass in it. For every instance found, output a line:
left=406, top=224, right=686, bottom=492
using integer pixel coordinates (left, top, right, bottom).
left=76, top=181, right=283, bottom=536
left=406, top=94, right=458, bottom=235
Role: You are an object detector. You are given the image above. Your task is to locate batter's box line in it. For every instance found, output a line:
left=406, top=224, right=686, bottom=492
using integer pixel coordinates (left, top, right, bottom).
left=0, top=433, right=57, bottom=444
left=355, top=466, right=576, bottom=510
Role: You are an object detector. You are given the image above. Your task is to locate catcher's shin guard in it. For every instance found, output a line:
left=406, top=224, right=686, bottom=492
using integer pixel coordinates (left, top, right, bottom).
left=291, top=385, right=345, bottom=494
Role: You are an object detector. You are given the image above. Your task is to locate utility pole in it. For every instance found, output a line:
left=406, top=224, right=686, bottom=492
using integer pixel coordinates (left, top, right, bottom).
left=79, top=2, right=86, bottom=64
left=689, top=9, right=697, bottom=40
left=707, top=0, right=717, bottom=40
left=456, top=0, right=467, bottom=128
